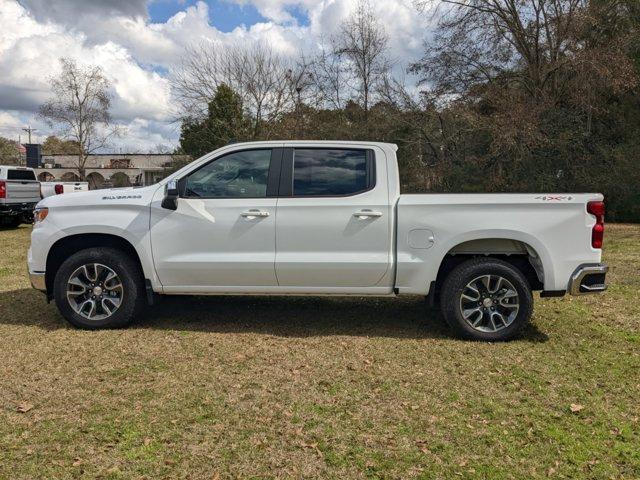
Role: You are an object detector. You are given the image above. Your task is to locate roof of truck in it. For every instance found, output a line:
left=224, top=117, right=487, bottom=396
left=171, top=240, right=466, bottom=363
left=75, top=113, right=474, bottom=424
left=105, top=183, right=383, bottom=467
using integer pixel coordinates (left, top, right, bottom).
left=0, top=166, right=35, bottom=173
left=225, top=140, right=399, bottom=151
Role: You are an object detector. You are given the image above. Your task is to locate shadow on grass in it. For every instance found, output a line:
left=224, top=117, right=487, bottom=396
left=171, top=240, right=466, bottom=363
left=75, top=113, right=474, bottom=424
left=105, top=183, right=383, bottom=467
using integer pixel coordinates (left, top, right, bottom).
left=0, top=288, right=549, bottom=342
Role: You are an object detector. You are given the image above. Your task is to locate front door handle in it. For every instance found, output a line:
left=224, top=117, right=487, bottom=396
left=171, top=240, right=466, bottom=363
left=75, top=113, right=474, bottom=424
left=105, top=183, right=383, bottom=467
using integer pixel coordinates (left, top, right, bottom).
left=241, top=209, right=270, bottom=219
left=353, top=209, right=383, bottom=219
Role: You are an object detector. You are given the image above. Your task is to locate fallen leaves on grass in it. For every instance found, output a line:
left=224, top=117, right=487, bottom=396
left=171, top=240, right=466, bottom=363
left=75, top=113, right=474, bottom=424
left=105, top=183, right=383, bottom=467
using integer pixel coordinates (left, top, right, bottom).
left=570, top=403, right=584, bottom=413
left=16, top=402, right=33, bottom=413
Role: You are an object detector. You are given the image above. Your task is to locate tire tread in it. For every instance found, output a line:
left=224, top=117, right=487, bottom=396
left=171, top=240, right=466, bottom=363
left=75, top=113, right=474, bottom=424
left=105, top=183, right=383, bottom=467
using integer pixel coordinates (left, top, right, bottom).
left=53, top=247, right=143, bottom=329
left=439, top=257, right=533, bottom=341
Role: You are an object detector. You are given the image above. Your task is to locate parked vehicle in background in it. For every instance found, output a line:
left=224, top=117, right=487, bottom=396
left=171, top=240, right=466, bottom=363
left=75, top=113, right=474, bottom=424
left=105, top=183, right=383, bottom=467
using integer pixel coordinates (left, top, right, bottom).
left=40, top=181, right=89, bottom=198
left=28, top=141, right=608, bottom=340
left=0, top=166, right=40, bottom=227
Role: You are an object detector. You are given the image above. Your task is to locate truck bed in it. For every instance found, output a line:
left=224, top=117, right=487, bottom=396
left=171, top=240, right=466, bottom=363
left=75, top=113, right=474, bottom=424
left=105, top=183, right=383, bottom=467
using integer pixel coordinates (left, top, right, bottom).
left=395, top=193, right=603, bottom=294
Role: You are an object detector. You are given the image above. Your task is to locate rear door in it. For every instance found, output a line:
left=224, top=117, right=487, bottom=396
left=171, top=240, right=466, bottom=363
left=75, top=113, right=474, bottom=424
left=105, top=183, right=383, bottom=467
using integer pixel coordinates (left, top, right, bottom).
left=274, top=146, right=391, bottom=288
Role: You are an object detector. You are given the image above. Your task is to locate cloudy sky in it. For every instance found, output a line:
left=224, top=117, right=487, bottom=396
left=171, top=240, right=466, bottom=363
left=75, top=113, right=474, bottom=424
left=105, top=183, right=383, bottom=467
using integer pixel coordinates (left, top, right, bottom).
left=0, top=0, right=431, bottom=152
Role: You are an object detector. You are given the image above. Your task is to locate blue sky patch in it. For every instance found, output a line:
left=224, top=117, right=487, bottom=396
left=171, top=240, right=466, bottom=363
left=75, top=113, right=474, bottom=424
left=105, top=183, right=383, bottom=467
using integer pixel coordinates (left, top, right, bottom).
left=148, top=1, right=309, bottom=31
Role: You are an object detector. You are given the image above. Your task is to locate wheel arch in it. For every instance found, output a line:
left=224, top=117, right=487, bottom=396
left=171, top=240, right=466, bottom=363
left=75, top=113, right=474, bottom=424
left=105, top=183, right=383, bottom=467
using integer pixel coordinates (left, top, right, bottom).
left=431, top=234, right=549, bottom=299
left=45, top=233, right=146, bottom=296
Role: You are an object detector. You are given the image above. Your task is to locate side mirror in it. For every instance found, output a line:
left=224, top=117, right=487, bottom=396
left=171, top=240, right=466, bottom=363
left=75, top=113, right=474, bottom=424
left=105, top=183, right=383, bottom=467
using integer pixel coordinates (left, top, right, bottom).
left=161, top=179, right=179, bottom=210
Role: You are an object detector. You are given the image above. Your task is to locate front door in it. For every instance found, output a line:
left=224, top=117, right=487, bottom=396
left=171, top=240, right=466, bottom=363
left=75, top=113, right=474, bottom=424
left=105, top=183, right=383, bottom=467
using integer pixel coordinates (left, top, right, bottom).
left=150, top=148, right=280, bottom=292
left=275, top=147, right=391, bottom=288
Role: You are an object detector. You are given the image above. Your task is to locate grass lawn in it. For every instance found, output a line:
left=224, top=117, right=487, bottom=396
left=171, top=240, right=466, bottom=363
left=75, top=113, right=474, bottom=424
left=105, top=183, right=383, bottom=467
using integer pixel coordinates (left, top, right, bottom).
left=0, top=224, right=638, bottom=479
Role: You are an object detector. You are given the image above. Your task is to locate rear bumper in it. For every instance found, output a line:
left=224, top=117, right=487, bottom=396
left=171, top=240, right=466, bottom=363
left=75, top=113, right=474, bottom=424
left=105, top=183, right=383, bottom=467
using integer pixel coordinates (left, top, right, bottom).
left=0, top=202, right=37, bottom=216
left=568, top=263, right=608, bottom=295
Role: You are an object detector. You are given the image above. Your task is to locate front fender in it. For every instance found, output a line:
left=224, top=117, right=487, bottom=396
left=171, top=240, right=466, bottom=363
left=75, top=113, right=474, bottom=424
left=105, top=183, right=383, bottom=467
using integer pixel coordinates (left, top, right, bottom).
left=31, top=201, right=158, bottom=289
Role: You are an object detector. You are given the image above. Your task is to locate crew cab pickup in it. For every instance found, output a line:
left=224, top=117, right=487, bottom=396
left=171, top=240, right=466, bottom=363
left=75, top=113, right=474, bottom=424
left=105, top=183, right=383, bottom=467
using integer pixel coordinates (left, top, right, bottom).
left=28, top=141, right=608, bottom=340
left=0, top=166, right=41, bottom=227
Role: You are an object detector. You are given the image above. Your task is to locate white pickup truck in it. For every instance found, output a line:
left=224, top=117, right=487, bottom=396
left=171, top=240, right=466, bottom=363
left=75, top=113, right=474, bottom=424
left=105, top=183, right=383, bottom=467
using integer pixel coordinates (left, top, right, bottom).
left=40, top=181, right=89, bottom=198
left=28, top=141, right=608, bottom=340
left=0, top=166, right=41, bottom=227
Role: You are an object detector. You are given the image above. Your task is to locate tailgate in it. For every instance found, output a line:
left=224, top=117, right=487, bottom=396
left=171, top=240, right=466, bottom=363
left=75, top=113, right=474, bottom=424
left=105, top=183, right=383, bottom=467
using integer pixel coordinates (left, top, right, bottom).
left=5, top=180, right=40, bottom=202
left=63, top=182, right=89, bottom=193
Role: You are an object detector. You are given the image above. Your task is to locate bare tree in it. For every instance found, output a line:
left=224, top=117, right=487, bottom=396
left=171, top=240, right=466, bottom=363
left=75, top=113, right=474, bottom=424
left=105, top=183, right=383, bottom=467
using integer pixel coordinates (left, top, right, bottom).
left=411, top=0, right=637, bottom=150
left=378, top=74, right=477, bottom=175
left=39, top=58, right=119, bottom=179
left=171, top=45, right=231, bottom=120
left=308, top=43, right=349, bottom=110
left=284, top=54, right=317, bottom=137
left=236, top=44, right=293, bottom=137
left=412, top=0, right=636, bottom=105
left=333, top=0, right=392, bottom=119
left=171, top=42, right=295, bottom=138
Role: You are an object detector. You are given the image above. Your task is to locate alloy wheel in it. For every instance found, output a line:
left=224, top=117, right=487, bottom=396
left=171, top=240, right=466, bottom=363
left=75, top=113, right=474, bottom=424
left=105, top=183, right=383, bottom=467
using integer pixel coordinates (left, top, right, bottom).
left=459, top=274, right=520, bottom=332
left=66, top=263, right=123, bottom=320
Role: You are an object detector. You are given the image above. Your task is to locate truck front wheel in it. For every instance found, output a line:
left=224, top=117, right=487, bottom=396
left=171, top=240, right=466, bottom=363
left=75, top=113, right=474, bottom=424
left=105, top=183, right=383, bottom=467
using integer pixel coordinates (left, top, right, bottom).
left=53, top=247, right=142, bottom=329
left=439, top=258, right=533, bottom=341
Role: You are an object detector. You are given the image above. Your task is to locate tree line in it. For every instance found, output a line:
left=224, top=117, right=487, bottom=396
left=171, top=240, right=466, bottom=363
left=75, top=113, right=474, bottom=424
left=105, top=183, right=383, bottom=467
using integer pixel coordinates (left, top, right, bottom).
left=173, top=0, right=640, bottom=222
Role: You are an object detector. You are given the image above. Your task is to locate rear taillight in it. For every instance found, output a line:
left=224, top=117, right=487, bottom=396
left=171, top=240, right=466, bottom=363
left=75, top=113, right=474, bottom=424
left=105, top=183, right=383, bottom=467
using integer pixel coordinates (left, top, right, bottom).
left=0, top=180, right=5, bottom=199
left=54, top=184, right=64, bottom=195
left=587, top=200, right=605, bottom=249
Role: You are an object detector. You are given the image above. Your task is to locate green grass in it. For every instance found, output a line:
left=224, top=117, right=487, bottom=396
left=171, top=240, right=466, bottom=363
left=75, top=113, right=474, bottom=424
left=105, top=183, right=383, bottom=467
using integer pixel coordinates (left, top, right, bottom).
left=0, top=224, right=638, bottom=479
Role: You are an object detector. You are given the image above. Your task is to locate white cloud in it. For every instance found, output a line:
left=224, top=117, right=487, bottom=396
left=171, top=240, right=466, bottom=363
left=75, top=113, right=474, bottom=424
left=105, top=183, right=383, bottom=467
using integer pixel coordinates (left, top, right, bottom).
left=0, top=111, right=28, bottom=140
left=0, top=0, right=433, bottom=151
left=116, top=118, right=181, bottom=152
left=0, top=1, right=173, bottom=129
left=16, top=0, right=149, bottom=24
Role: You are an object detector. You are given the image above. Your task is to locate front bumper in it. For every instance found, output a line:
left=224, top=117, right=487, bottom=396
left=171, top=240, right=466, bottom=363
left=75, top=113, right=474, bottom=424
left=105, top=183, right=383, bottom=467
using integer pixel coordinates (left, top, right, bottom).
left=29, top=271, right=46, bottom=292
left=568, top=263, right=608, bottom=295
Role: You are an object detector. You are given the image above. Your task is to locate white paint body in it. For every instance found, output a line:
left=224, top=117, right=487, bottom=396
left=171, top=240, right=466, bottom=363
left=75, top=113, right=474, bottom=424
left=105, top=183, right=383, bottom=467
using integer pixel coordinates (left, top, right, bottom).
left=28, top=141, right=603, bottom=296
left=40, top=181, right=89, bottom=198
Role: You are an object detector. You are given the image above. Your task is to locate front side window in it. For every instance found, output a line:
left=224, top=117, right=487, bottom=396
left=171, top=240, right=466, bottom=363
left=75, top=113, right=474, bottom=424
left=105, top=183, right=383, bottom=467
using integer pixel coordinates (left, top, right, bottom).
left=293, top=149, right=370, bottom=196
left=184, top=149, right=271, bottom=198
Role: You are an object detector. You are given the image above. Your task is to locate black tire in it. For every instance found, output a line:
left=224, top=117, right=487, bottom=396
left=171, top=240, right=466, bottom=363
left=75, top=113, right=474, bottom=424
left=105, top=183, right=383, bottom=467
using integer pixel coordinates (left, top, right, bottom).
left=439, top=258, right=533, bottom=341
left=53, top=247, right=143, bottom=329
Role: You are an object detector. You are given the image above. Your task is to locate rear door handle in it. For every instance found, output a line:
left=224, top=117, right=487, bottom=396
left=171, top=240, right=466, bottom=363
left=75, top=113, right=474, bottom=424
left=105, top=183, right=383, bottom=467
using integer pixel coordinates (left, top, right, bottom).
left=241, top=209, right=270, bottom=219
left=353, top=209, right=383, bottom=219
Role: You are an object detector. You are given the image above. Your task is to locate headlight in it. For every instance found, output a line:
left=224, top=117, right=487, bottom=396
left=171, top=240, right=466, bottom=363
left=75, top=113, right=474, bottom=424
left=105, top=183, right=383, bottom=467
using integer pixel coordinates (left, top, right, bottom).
left=33, top=207, right=49, bottom=224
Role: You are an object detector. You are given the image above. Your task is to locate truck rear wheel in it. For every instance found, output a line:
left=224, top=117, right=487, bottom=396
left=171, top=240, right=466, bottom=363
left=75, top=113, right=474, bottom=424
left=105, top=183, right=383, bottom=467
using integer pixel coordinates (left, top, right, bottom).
left=53, top=247, right=142, bottom=329
left=439, top=258, right=533, bottom=341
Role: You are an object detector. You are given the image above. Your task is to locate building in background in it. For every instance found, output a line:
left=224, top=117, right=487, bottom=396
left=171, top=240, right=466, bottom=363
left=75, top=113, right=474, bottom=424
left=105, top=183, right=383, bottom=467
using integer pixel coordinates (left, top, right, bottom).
left=34, top=153, right=190, bottom=189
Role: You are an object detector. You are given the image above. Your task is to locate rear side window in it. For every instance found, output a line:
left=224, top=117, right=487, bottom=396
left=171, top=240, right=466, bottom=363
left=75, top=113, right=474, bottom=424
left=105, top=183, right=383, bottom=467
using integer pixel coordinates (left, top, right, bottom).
left=7, top=169, right=36, bottom=181
left=293, top=149, right=372, bottom=196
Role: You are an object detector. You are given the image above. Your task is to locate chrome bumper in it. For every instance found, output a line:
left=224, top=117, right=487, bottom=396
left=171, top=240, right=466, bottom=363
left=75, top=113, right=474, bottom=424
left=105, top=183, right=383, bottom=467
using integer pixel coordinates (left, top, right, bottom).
left=568, top=264, right=608, bottom=295
left=29, top=271, right=46, bottom=292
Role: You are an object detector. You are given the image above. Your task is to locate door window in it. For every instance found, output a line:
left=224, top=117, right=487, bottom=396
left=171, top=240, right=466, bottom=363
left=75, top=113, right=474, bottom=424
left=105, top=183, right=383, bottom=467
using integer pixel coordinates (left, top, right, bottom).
left=184, top=149, right=271, bottom=198
left=293, top=149, right=372, bottom=196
